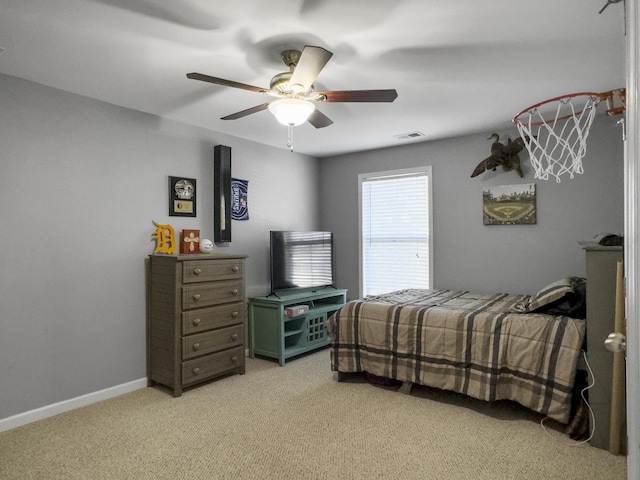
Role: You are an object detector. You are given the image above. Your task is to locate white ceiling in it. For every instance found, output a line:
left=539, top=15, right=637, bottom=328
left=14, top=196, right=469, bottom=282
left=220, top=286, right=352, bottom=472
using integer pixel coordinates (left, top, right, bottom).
left=0, top=0, right=627, bottom=157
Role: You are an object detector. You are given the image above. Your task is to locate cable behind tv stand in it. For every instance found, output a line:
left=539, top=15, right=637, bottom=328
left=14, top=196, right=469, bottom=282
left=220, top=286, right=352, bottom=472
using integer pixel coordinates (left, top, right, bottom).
left=249, top=289, right=347, bottom=366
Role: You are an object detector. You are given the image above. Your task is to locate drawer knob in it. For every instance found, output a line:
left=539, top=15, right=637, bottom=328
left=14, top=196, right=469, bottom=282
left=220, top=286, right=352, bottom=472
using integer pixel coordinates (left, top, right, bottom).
left=231, top=311, right=239, bottom=318
left=193, top=268, right=202, bottom=275
left=193, top=343, right=200, bottom=350
left=192, top=318, right=201, bottom=326
left=231, top=289, right=239, bottom=296
left=232, top=266, right=239, bottom=273
left=193, top=293, right=201, bottom=301
left=193, top=367, right=201, bottom=374
left=231, top=356, right=238, bottom=363
left=231, top=334, right=238, bottom=341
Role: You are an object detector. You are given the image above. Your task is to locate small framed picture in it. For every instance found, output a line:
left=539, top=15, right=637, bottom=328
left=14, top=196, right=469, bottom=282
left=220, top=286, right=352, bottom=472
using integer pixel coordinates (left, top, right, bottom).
left=169, top=176, right=196, bottom=217
left=180, top=229, right=201, bottom=254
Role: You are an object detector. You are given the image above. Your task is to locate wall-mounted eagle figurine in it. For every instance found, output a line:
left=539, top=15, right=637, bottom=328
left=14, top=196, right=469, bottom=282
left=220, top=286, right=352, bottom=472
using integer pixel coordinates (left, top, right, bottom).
left=471, top=133, right=527, bottom=178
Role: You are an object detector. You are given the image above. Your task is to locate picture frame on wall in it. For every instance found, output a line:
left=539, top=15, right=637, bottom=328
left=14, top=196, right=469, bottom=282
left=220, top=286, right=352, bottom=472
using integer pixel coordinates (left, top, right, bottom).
left=482, top=183, right=536, bottom=225
left=169, top=176, right=196, bottom=217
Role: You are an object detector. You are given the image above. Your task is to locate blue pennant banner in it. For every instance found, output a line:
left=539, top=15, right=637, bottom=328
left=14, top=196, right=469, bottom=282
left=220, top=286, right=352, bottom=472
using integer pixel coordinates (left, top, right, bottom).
left=231, top=178, right=249, bottom=221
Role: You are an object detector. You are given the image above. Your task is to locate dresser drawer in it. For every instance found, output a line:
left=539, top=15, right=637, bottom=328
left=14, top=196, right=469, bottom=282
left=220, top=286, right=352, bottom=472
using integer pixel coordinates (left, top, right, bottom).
left=182, top=303, right=243, bottom=335
left=182, top=280, right=244, bottom=309
left=182, top=346, right=244, bottom=385
left=182, top=259, right=244, bottom=283
left=182, top=325, right=243, bottom=360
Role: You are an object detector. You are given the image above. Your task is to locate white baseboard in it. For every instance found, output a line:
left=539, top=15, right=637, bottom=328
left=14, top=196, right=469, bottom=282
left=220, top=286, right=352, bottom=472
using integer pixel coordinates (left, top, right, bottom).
left=0, top=377, right=148, bottom=433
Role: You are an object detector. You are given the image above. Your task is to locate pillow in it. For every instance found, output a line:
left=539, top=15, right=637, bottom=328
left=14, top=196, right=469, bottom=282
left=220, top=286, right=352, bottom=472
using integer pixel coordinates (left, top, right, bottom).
left=527, top=277, right=576, bottom=311
left=526, top=276, right=587, bottom=318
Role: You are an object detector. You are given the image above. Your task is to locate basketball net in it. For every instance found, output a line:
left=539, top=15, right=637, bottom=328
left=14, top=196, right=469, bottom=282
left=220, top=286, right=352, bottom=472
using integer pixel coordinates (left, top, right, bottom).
left=513, top=88, right=625, bottom=183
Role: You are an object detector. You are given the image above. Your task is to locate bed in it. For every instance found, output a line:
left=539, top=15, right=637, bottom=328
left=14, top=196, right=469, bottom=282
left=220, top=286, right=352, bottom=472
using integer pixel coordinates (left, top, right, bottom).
left=326, top=277, right=587, bottom=424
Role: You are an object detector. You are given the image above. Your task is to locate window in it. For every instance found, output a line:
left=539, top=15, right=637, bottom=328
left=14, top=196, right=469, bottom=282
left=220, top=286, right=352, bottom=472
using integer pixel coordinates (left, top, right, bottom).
left=359, top=166, right=433, bottom=297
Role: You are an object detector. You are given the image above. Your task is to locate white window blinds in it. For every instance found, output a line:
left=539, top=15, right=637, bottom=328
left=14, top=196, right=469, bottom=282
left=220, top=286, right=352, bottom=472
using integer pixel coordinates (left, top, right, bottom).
left=360, top=167, right=432, bottom=297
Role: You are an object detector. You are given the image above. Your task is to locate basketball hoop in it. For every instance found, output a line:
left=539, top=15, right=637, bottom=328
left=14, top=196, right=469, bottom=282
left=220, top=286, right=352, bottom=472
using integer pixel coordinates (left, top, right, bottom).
left=513, top=88, right=625, bottom=183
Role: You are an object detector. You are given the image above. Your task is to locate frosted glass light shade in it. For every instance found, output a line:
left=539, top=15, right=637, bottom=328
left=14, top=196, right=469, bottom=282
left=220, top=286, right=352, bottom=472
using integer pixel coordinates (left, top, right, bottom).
left=268, top=98, right=315, bottom=126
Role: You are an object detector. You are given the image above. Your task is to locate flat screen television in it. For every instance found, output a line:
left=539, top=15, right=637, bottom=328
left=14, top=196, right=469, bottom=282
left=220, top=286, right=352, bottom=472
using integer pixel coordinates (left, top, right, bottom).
left=270, top=231, right=335, bottom=294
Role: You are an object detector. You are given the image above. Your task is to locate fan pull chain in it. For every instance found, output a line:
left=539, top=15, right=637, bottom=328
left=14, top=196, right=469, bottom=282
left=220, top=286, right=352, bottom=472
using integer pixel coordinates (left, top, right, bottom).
left=287, top=125, right=294, bottom=152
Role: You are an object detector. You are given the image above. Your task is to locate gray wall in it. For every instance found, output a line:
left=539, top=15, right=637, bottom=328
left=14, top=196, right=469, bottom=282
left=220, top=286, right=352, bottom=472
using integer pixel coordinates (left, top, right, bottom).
left=0, top=74, right=319, bottom=420
left=320, top=115, right=624, bottom=299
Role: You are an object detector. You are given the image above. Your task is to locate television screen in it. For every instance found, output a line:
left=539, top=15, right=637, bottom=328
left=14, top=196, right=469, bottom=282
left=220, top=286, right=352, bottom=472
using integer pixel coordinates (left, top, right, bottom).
left=270, top=231, right=335, bottom=293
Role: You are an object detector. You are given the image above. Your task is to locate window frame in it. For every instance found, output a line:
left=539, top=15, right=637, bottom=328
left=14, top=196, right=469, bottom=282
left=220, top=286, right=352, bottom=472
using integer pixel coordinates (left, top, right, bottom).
left=357, top=166, right=434, bottom=298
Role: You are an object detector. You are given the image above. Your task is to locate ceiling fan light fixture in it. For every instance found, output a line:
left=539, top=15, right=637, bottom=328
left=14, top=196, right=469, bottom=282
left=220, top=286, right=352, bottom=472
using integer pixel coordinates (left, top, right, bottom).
left=268, top=98, right=315, bottom=126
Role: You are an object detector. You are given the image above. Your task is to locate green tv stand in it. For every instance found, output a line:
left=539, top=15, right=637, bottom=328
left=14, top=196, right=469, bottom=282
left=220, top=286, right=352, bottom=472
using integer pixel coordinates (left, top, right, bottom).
left=249, top=288, right=347, bottom=366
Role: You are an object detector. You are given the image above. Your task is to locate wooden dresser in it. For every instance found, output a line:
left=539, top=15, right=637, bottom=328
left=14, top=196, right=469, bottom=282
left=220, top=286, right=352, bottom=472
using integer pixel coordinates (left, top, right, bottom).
left=147, top=253, right=247, bottom=396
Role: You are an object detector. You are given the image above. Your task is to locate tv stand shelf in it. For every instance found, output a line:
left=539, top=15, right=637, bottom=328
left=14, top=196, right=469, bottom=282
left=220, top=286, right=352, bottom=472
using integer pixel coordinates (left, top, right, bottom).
left=249, top=289, right=347, bottom=366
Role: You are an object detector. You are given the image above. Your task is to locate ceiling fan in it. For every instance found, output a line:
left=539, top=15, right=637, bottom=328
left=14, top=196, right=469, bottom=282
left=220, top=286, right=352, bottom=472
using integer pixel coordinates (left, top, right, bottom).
left=186, top=45, right=398, bottom=130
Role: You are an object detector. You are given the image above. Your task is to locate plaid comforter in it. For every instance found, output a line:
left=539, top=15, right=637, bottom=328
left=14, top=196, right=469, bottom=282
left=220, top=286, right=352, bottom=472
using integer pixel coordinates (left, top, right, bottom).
left=326, top=289, right=586, bottom=423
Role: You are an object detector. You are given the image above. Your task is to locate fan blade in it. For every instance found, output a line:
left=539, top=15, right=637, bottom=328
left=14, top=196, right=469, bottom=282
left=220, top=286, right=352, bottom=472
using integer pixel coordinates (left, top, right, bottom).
left=221, top=103, right=270, bottom=120
left=316, top=89, right=398, bottom=102
left=187, top=73, right=267, bottom=94
left=307, top=109, right=333, bottom=129
left=289, top=46, right=333, bottom=91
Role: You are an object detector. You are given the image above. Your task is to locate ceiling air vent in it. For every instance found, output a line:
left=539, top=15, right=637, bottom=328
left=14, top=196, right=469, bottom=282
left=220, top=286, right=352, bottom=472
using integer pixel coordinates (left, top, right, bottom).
left=394, top=131, right=425, bottom=141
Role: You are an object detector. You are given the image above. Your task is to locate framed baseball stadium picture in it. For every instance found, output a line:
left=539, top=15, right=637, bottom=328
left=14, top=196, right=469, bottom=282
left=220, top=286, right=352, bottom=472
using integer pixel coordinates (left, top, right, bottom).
left=482, top=183, right=536, bottom=225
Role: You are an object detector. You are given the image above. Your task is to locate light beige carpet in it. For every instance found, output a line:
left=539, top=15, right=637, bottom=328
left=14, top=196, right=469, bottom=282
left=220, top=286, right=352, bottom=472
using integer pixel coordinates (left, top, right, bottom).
left=0, top=350, right=627, bottom=480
